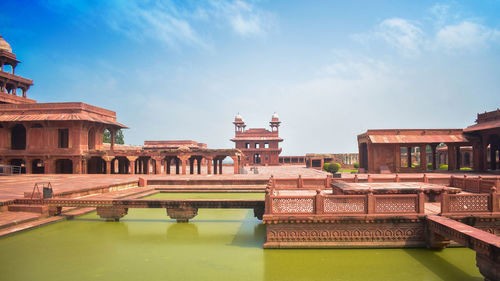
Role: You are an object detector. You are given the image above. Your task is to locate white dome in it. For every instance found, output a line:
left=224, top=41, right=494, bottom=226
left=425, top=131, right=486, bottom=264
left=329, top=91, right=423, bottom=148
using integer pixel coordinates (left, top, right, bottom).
left=0, top=36, right=12, bottom=53
left=271, top=112, right=279, bottom=120
left=235, top=113, right=244, bottom=122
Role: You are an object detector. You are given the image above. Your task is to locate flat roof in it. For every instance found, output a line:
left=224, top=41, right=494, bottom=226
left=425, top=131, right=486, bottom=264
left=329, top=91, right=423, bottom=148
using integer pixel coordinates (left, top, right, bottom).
left=0, top=102, right=127, bottom=128
left=358, top=129, right=468, bottom=144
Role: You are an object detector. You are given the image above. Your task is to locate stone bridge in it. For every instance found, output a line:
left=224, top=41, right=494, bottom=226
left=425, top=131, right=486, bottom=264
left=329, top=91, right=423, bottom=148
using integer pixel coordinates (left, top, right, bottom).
left=426, top=215, right=500, bottom=281
left=14, top=198, right=265, bottom=223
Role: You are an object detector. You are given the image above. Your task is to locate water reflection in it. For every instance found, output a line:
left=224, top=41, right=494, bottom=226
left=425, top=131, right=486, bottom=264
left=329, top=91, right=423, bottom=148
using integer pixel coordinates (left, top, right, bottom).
left=167, top=223, right=199, bottom=241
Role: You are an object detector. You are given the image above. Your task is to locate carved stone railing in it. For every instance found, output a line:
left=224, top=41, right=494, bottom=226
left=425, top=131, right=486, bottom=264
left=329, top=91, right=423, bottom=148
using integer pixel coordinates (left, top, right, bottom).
left=267, top=175, right=332, bottom=190
left=339, top=174, right=451, bottom=185
left=265, top=189, right=425, bottom=216
left=441, top=187, right=500, bottom=216
left=450, top=175, right=499, bottom=193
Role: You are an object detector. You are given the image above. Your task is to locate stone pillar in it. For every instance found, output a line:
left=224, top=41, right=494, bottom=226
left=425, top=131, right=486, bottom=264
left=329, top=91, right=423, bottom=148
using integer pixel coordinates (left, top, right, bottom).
left=104, top=157, right=112, bottom=174
left=23, top=158, right=32, bottom=174
left=395, top=145, right=401, bottom=172
left=110, top=129, right=115, bottom=151
left=206, top=157, right=213, bottom=174
left=45, top=158, right=54, bottom=174
left=74, top=157, right=81, bottom=174
left=448, top=144, right=457, bottom=171
left=127, top=156, right=137, bottom=174
left=472, top=141, right=485, bottom=172
left=420, top=145, right=426, bottom=170
left=407, top=146, right=412, bottom=168
left=145, top=158, right=151, bottom=174
left=82, top=158, right=87, bottom=174
left=179, top=155, right=189, bottom=175
left=231, top=156, right=239, bottom=174
left=153, top=157, right=162, bottom=174
left=431, top=144, right=437, bottom=170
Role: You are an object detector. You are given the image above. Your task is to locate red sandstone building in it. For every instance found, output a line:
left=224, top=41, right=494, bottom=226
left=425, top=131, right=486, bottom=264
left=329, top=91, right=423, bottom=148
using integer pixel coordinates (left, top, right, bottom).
left=358, top=109, right=500, bottom=173
left=231, top=113, right=283, bottom=166
left=0, top=36, right=243, bottom=175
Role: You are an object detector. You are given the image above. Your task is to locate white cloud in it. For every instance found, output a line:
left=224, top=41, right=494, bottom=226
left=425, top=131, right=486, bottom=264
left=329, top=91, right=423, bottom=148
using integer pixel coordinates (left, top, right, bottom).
left=375, top=18, right=425, bottom=56
left=352, top=18, right=425, bottom=56
left=434, top=21, right=500, bottom=53
left=209, top=0, right=273, bottom=37
left=352, top=11, right=500, bottom=57
left=44, top=0, right=274, bottom=47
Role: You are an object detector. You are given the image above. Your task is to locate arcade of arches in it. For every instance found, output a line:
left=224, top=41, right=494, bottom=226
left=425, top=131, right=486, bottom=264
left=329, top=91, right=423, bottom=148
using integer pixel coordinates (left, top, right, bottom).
left=358, top=109, right=500, bottom=173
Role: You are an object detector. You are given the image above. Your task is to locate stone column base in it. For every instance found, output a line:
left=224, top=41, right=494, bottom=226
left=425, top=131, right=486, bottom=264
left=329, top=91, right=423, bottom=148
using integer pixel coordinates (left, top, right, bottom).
left=96, top=207, right=128, bottom=222
left=476, top=253, right=500, bottom=281
left=48, top=206, right=62, bottom=216
left=253, top=206, right=264, bottom=220
left=166, top=206, right=198, bottom=222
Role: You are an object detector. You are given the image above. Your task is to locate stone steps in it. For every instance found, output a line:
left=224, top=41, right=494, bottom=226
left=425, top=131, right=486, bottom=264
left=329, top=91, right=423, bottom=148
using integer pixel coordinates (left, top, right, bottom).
left=8, top=204, right=48, bottom=214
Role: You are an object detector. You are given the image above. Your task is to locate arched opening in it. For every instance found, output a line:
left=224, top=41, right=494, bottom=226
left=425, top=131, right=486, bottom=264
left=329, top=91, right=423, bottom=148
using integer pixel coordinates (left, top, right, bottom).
left=32, top=159, right=45, bottom=174
left=9, top=159, right=25, bottom=174
left=87, top=157, right=106, bottom=174
left=253, top=153, right=261, bottom=164
left=56, top=159, right=73, bottom=174
left=111, top=157, right=130, bottom=174
left=3, top=64, right=13, bottom=74
left=165, top=156, right=180, bottom=175
left=88, top=128, right=96, bottom=150
left=134, top=157, right=150, bottom=174
left=11, top=124, right=26, bottom=150
left=214, top=156, right=225, bottom=174
left=103, top=128, right=111, bottom=144
left=189, top=156, right=203, bottom=175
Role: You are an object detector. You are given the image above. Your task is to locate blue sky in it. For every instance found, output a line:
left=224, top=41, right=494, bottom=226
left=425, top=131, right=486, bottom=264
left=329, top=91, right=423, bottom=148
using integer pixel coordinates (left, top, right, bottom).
left=1, top=0, right=500, bottom=154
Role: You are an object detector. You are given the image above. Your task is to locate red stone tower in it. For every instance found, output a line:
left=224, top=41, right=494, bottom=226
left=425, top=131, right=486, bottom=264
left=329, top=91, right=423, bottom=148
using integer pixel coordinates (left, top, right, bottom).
left=231, top=113, right=283, bottom=166
left=0, top=35, right=34, bottom=104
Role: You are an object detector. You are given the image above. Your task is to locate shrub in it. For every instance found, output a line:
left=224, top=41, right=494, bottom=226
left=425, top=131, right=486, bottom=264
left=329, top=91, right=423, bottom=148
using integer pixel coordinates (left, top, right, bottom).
left=439, top=164, right=448, bottom=170
left=327, top=163, right=341, bottom=174
left=323, top=163, right=331, bottom=172
left=353, top=162, right=359, bottom=169
left=427, top=163, right=433, bottom=170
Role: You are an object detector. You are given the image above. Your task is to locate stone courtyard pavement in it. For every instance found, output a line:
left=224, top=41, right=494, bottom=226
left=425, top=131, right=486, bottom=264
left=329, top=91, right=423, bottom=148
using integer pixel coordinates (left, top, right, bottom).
left=0, top=166, right=326, bottom=203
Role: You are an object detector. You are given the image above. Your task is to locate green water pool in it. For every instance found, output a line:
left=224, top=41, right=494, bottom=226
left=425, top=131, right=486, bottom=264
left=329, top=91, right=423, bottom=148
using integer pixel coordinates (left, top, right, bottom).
left=0, top=193, right=482, bottom=281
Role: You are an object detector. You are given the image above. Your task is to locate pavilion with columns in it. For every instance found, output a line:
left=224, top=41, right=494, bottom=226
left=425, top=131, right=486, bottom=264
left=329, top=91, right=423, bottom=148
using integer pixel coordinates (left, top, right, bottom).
left=0, top=35, right=243, bottom=175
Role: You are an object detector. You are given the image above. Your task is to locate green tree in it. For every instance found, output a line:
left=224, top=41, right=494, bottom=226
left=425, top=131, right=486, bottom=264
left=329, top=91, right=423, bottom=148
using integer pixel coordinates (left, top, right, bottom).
left=103, top=129, right=125, bottom=144
left=327, top=163, right=341, bottom=174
